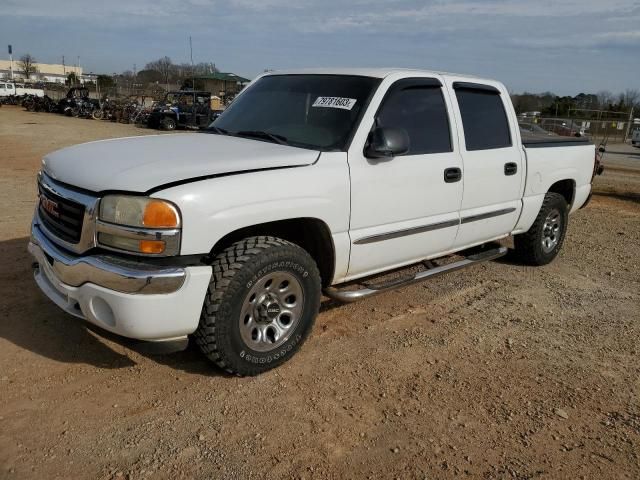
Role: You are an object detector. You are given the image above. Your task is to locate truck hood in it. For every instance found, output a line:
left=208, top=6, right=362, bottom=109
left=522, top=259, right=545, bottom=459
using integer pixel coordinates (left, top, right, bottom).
left=42, top=133, right=319, bottom=193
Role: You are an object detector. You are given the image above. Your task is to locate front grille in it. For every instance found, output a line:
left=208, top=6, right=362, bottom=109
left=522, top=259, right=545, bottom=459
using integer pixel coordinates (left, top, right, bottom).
left=38, top=183, right=85, bottom=243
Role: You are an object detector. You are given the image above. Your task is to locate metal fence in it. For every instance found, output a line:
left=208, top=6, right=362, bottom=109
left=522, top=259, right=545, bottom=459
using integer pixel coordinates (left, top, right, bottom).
left=518, top=112, right=634, bottom=144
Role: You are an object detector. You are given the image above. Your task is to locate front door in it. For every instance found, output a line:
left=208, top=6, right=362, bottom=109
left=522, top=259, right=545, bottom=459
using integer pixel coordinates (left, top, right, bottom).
left=347, top=76, right=464, bottom=280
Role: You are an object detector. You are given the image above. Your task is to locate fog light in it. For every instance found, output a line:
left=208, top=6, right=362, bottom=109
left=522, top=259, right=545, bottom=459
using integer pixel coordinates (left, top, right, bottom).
left=99, top=232, right=139, bottom=252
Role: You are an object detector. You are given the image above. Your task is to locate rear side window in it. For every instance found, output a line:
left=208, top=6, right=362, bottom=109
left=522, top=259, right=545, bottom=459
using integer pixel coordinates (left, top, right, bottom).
left=377, top=80, right=452, bottom=155
left=455, top=86, right=511, bottom=151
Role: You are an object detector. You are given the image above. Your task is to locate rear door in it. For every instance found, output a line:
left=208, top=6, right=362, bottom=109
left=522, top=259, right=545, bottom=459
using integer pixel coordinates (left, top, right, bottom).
left=445, top=79, right=524, bottom=249
left=347, top=76, right=464, bottom=279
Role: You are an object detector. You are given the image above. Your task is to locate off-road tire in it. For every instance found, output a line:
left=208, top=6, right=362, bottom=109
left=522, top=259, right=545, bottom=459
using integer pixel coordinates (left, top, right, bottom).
left=162, top=117, right=177, bottom=130
left=194, top=236, right=321, bottom=376
left=513, top=192, right=568, bottom=266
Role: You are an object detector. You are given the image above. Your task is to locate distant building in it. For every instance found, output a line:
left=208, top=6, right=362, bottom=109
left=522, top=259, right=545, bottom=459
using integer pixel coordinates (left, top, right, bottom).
left=0, top=60, right=94, bottom=84
left=195, top=72, right=251, bottom=101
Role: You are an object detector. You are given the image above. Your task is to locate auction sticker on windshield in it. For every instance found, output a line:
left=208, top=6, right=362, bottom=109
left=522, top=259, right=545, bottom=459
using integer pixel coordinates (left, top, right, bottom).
left=312, top=97, right=357, bottom=110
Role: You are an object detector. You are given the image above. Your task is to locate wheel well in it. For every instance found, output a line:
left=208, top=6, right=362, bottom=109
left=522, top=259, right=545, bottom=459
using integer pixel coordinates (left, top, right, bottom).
left=548, top=179, right=575, bottom=207
left=209, top=218, right=336, bottom=287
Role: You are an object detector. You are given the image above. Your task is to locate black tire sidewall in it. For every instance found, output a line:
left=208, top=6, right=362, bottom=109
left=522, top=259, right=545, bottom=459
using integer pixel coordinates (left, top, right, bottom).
left=215, top=247, right=320, bottom=373
left=531, top=194, right=568, bottom=264
left=163, top=117, right=176, bottom=130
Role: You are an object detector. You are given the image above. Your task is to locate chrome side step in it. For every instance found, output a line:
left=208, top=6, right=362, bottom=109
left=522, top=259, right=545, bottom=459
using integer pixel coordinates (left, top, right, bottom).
left=323, top=246, right=508, bottom=303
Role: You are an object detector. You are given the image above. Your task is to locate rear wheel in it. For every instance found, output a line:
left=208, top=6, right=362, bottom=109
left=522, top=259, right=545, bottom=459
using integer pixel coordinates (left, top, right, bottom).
left=513, top=192, right=568, bottom=265
left=194, top=236, right=321, bottom=376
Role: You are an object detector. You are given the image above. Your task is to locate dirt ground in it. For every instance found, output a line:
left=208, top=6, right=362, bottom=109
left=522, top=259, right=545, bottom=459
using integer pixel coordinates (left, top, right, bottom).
left=0, top=106, right=639, bottom=480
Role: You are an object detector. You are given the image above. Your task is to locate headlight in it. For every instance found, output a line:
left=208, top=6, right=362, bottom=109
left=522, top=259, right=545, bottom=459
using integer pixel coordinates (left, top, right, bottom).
left=99, top=195, right=180, bottom=228
left=97, top=195, right=181, bottom=256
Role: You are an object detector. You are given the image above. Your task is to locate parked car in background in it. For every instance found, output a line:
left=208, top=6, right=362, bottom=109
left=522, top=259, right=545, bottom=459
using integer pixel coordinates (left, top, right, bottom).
left=519, top=121, right=557, bottom=137
left=28, top=68, right=601, bottom=376
left=147, top=91, right=213, bottom=130
left=632, top=126, right=640, bottom=147
left=540, top=118, right=585, bottom=137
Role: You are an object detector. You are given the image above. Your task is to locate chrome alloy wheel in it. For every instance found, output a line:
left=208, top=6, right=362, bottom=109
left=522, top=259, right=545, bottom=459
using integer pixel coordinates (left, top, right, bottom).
left=541, top=208, right=562, bottom=253
left=239, top=271, right=305, bottom=352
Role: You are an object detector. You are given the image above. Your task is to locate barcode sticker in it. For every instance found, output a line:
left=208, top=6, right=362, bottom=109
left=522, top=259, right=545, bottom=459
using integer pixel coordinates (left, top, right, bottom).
left=312, top=97, right=357, bottom=110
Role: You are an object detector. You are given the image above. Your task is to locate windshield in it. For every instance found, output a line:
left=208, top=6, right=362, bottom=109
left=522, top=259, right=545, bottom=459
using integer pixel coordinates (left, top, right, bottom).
left=208, top=75, right=380, bottom=151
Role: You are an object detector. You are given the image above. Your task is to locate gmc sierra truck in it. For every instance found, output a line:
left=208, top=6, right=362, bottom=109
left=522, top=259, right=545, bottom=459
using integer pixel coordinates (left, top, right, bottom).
left=29, top=68, right=601, bottom=375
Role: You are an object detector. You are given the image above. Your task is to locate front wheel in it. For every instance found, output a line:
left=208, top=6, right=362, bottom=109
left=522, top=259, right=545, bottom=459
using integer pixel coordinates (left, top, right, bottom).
left=513, top=192, right=568, bottom=265
left=162, top=117, right=176, bottom=130
left=194, top=236, right=321, bottom=376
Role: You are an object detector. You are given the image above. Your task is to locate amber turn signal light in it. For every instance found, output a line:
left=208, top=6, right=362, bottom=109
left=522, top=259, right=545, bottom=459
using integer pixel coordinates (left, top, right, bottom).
left=139, top=240, right=166, bottom=254
left=143, top=200, right=179, bottom=228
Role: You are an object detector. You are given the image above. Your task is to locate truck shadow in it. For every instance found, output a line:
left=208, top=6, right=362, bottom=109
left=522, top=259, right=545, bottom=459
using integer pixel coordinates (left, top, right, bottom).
left=592, top=191, right=640, bottom=205
left=0, top=236, right=225, bottom=376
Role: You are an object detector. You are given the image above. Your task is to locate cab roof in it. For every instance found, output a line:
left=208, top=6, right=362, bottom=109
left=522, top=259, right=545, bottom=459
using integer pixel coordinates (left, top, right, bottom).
left=265, top=67, right=493, bottom=83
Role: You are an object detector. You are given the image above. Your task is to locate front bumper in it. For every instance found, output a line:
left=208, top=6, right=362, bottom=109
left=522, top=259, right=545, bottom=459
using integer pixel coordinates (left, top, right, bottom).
left=29, top=224, right=212, bottom=341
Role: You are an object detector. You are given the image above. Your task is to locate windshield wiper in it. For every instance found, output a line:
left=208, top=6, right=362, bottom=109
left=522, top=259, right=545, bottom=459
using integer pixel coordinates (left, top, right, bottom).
left=235, top=130, right=289, bottom=146
left=204, top=126, right=229, bottom=135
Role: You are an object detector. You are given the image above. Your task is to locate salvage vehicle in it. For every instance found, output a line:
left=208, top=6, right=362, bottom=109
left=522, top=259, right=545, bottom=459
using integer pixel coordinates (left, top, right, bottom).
left=0, top=82, right=44, bottom=98
left=57, top=87, right=99, bottom=116
left=631, top=123, right=640, bottom=147
left=29, top=68, right=602, bottom=375
left=147, top=90, right=213, bottom=130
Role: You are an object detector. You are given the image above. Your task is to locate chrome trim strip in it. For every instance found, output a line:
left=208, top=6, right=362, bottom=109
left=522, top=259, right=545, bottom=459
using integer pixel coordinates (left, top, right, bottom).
left=29, top=223, right=186, bottom=295
left=353, top=219, right=459, bottom=245
left=460, top=207, right=517, bottom=224
left=353, top=207, right=516, bottom=245
left=96, top=220, right=181, bottom=257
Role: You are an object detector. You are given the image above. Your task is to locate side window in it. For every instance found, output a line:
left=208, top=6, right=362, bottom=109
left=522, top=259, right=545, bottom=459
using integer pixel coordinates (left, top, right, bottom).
left=376, top=82, right=452, bottom=155
left=455, top=86, right=512, bottom=151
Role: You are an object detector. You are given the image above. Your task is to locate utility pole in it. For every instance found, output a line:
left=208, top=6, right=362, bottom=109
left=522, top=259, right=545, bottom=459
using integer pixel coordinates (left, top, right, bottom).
left=189, top=36, right=195, bottom=90
left=8, top=45, right=13, bottom=80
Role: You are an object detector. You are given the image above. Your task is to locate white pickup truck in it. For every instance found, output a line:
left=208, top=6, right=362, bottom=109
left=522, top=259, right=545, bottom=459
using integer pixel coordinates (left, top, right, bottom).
left=29, top=68, right=601, bottom=375
left=0, top=82, right=44, bottom=97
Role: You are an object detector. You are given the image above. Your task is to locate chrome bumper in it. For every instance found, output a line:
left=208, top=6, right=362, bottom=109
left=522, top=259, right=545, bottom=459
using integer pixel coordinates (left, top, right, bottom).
left=29, top=223, right=186, bottom=295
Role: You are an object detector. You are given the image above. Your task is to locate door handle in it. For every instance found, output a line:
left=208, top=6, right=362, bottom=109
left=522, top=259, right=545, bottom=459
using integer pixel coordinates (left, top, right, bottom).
left=444, top=167, right=462, bottom=183
left=504, top=162, right=518, bottom=176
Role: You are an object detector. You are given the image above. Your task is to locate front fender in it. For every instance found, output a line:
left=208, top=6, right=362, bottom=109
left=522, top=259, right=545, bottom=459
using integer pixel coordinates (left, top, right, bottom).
left=153, top=152, right=351, bottom=258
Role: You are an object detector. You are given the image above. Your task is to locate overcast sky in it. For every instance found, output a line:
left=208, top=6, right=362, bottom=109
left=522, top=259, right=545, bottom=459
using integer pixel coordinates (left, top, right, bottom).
left=1, top=0, right=638, bottom=95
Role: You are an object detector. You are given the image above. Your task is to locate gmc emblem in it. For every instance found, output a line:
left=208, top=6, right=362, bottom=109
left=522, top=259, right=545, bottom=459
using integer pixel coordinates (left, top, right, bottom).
left=41, top=196, right=60, bottom=218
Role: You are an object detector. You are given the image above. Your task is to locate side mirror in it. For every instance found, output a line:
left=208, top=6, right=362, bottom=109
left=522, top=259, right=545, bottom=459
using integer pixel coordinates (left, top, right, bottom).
left=598, top=145, right=606, bottom=153
left=364, top=127, right=410, bottom=159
